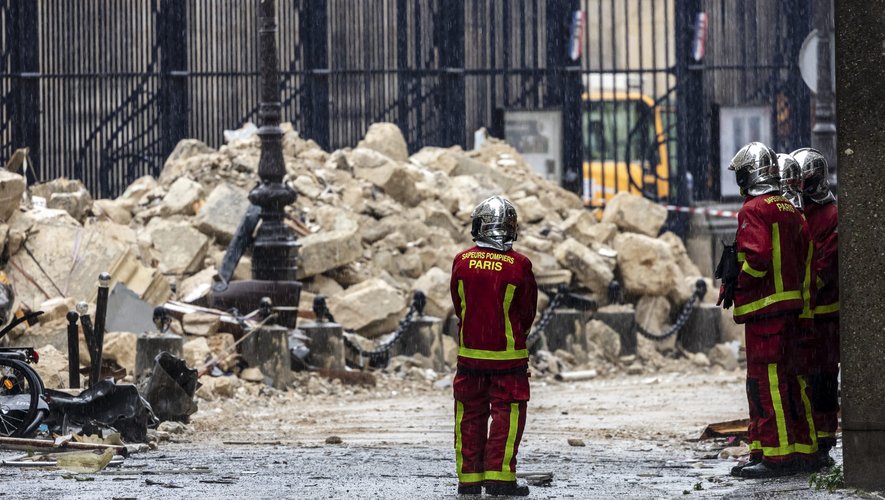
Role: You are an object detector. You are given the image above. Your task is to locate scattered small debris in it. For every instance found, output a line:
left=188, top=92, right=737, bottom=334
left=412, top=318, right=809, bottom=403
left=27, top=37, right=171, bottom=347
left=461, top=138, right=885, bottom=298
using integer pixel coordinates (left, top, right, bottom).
left=325, top=436, right=343, bottom=445
left=145, top=478, right=184, bottom=488
left=567, top=438, right=586, bottom=447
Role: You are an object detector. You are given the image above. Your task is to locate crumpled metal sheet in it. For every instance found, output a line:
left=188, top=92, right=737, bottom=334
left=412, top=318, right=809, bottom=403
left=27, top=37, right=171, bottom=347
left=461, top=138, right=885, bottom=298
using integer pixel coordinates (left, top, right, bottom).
left=139, top=352, right=198, bottom=423
left=44, top=381, right=157, bottom=443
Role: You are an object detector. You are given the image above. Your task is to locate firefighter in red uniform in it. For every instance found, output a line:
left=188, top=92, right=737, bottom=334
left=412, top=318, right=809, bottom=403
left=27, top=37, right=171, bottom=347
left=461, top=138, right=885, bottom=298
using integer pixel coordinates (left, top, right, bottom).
left=718, top=142, right=818, bottom=478
left=792, top=148, right=840, bottom=466
left=450, top=195, right=537, bottom=497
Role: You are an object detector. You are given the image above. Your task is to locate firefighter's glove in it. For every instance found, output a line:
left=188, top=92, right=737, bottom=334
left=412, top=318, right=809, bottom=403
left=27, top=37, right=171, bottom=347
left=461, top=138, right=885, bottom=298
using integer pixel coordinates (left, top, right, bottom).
left=715, top=242, right=739, bottom=310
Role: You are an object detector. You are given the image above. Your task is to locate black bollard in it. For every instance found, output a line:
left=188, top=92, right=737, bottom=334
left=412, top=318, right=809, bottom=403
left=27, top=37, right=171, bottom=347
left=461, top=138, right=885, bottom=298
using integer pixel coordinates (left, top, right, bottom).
left=66, top=311, right=80, bottom=389
left=91, top=272, right=111, bottom=384
left=77, top=301, right=97, bottom=387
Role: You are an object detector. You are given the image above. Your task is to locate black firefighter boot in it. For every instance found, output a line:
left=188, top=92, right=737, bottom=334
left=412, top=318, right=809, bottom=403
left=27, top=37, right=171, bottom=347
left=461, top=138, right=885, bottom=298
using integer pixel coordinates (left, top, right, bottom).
left=485, top=481, right=530, bottom=496
left=730, top=455, right=762, bottom=477
left=457, top=484, right=482, bottom=496
left=738, top=459, right=800, bottom=479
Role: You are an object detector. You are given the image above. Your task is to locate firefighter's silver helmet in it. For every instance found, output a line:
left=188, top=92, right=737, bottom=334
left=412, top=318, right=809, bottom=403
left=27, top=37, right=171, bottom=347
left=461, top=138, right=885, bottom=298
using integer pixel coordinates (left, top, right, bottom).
left=791, top=147, right=836, bottom=205
left=728, top=142, right=780, bottom=196
left=470, top=195, right=518, bottom=252
left=776, top=153, right=804, bottom=210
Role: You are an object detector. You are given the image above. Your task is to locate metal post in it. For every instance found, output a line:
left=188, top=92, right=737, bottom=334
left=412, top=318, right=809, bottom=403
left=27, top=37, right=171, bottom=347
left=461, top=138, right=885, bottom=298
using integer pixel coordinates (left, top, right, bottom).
left=8, top=0, right=40, bottom=173
left=673, top=0, right=703, bottom=234
left=438, top=2, right=465, bottom=147
left=250, top=0, right=299, bottom=282
left=300, top=0, right=329, bottom=150
left=92, top=273, right=111, bottom=385
left=811, top=0, right=836, bottom=173
left=66, top=311, right=80, bottom=389
left=158, top=0, right=189, bottom=162
left=545, top=0, right=582, bottom=195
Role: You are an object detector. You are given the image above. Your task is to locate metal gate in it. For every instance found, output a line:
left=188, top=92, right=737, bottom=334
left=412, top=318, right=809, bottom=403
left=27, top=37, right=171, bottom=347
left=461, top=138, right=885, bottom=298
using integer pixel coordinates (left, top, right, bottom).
left=0, top=0, right=813, bottom=202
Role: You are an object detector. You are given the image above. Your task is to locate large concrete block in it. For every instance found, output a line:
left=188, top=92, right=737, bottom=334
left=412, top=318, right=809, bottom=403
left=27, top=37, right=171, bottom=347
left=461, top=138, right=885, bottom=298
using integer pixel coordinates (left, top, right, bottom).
left=613, top=232, right=683, bottom=297
left=296, top=228, right=362, bottom=279
left=0, top=171, right=25, bottom=222
left=677, top=304, right=721, bottom=353
left=389, top=316, right=446, bottom=372
left=239, top=326, right=292, bottom=390
left=301, top=321, right=346, bottom=371
left=601, top=192, right=667, bottom=237
left=543, top=309, right=587, bottom=354
left=554, top=237, right=614, bottom=294
left=135, top=334, right=184, bottom=382
left=193, top=183, right=250, bottom=244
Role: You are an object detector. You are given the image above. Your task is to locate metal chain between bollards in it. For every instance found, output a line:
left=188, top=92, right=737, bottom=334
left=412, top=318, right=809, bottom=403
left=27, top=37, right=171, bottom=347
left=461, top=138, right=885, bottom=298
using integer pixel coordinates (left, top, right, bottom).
left=341, top=290, right=426, bottom=367
left=526, top=286, right=566, bottom=347
left=634, top=280, right=707, bottom=342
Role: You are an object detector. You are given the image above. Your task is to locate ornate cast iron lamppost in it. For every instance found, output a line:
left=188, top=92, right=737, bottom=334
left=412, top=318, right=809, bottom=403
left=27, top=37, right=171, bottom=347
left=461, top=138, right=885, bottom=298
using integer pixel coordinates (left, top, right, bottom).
left=251, top=0, right=299, bottom=281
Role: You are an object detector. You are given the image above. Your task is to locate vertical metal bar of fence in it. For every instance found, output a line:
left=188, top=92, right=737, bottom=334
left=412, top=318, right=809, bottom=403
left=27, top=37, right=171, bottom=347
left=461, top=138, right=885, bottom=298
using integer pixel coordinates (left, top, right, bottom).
left=159, top=0, right=188, bottom=163
left=8, top=0, right=40, bottom=173
left=438, top=1, right=464, bottom=147
left=673, top=0, right=702, bottom=234
left=545, top=0, right=581, bottom=194
left=301, top=0, right=329, bottom=150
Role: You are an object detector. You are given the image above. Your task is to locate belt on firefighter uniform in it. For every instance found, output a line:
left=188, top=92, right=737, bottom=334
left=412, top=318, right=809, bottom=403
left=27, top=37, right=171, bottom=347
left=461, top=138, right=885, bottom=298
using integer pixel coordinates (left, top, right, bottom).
left=457, top=281, right=528, bottom=361
left=457, top=364, right=528, bottom=376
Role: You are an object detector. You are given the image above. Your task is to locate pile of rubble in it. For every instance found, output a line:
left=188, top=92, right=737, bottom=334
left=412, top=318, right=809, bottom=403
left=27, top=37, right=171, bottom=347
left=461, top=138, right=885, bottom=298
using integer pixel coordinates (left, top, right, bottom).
left=0, top=122, right=739, bottom=393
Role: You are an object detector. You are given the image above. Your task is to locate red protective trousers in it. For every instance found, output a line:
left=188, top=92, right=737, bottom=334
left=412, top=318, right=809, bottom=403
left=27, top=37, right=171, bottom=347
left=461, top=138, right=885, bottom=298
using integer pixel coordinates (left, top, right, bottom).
left=453, top=371, right=529, bottom=485
left=809, top=318, right=840, bottom=444
left=745, top=316, right=818, bottom=463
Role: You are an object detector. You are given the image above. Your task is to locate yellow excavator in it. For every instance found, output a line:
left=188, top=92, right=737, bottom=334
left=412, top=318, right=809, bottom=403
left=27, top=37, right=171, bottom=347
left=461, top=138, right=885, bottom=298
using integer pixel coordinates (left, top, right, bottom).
left=581, top=87, right=673, bottom=208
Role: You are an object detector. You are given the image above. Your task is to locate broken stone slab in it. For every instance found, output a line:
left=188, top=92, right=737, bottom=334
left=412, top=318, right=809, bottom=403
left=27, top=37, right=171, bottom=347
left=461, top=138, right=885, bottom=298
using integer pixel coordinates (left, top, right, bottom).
left=412, top=267, right=453, bottom=319
left=635, top=295, right=675, bottom=353
left=0, top=171, right=25, bottom=222
left=585, top=319, right=622, bottom=364
left=554, top=238, right=614, bottom=294
left=144, top=218, right=210, bottom=275
left=176, top=267, right=216, bottom=304
left=183, top=337, right=212, bottom=369
left=239, top=366, right=265, bottom=383
left=351, top=149, right=427, bottom=207
left=6, top=219, right=170, bottom=309
left=37, top=297, right=76, bottom=324
left=327, top=277, right=406, bottom=338
left=193, top=183, right=250, bottom=244
left=195, top=375, right=240, bottom=400
left=659, top=231, right=702, bottom=278
left=296, top=228, right=362, bottom=279
left=356, top=122, right=409, bottom=162
left=708, top=342, right=739, bottom=371
left=159, top=139, right=216, bottom=185
left=558, top=209, right=599, bottom=247
left=161, top=177, right=204, bottom=215
left=117, top=175, right=158, bottom=204
left=409, top=146, right=460, bottom=176
left=181, top=312, right=220, bottom=337
left=32, top=178, right=94, bottom=222
left=601, top=192, right=668, bottom=237
left=33, top=344, right=70, bottom=389
left=512, top=196, right=546, bottom=224
left=92, top=199, right=133, bottom=225
left=102, top=332, right=138, bottom=376
left=613, top=232, right=683, bottom=297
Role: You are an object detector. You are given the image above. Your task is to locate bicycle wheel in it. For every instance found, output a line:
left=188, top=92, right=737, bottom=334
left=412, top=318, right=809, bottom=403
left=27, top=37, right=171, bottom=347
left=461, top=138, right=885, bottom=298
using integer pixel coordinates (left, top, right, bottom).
left=0, top=358, right=41, bottom=437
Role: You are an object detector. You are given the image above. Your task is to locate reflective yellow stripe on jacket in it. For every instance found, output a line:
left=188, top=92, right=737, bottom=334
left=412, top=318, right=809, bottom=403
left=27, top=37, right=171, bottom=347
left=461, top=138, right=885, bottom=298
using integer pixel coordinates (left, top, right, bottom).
left=457, top=282, right=528, bottom=360
left=734, top=223, right=802, bottom=317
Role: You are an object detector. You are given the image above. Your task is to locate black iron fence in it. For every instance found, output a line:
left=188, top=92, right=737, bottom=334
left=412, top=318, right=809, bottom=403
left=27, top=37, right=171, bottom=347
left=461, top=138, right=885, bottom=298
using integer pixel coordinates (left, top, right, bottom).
left=0, top=0, right=813, bottom=204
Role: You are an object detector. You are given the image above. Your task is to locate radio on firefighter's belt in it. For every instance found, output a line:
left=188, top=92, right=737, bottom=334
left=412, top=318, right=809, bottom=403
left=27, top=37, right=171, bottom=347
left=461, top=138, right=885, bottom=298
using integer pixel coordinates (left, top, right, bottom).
left=715, top=242, right=739, bottom=309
